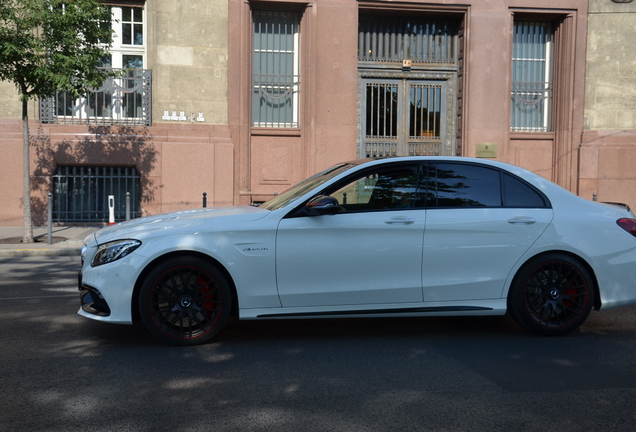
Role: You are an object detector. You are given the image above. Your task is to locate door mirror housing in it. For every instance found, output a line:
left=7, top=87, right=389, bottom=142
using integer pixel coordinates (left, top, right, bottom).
left=305, top=195, right=340, bottom=215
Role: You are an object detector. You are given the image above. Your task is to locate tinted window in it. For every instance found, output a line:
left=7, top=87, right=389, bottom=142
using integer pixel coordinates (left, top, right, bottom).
left=326, top=165, right=420, bottom=212
left=428, top=163, right=502, bottom=208
left=503, top=173, right=549, bottom=208
left=260, top=163, right=355, bottom=210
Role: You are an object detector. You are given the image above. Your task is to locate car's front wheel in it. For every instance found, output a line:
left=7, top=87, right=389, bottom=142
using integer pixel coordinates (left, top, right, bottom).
left=139, top=256, right=231, bottom=346
left=508, top=254, right=594, bottom=336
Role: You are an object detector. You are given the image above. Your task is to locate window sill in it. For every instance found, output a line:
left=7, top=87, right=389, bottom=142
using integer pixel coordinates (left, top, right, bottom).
left=251, top=128, right=302, bottom=137
left=510, top=131, right=555, bottom=140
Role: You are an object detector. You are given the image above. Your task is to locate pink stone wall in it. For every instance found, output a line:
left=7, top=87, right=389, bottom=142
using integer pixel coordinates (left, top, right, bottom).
left=0, top=120, right=234, bottom=226
left=228, top=0, right=589, bottom=205
left=580, top=131, right=636, bottom=210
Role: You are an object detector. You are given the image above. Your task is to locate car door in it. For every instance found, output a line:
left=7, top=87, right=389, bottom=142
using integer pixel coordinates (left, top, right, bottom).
left=421, top=162, right=553, bottom=302
left=276, top=163, right=426, bottom=308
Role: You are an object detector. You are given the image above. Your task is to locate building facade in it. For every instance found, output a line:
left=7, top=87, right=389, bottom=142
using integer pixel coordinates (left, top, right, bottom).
left=582, top=0, right=636, bottom=209
left=0, top=0, right=634, bottom=226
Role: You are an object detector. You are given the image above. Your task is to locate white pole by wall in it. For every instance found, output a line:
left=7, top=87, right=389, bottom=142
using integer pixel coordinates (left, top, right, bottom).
left=108, top=195, right=115, bottom=225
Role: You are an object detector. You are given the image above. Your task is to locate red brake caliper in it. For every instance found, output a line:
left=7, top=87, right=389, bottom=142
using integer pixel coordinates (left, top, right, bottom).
left=563, top=287, right=577, bottom=307
left=199, top=277, right=215, bottom=317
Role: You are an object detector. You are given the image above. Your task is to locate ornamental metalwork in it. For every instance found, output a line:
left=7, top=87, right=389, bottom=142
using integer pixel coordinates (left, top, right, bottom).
left=40, top=68, right=152, bottom=127
left=358, top=15, right=459, bottom=65
left=357, top=70, right=457, bottom=158
left=510, top=81, right=552, bottom=132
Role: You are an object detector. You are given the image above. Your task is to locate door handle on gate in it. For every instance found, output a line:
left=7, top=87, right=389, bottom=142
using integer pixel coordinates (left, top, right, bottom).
left=385, top=217, right=415, bottom=225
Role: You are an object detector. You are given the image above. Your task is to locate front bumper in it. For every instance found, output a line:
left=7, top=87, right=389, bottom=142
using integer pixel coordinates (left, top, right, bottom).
left=76, top=249, right=144, bottom=325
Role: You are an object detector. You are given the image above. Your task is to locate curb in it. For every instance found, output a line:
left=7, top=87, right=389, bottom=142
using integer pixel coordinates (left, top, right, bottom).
left=0, top=246, right=82, bottom=258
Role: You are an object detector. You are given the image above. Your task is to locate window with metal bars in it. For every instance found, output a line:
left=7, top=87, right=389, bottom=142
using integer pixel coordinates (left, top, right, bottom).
left=511, top=21, right=553, bottom=132
left=358, top=15, right=458, bottom=64
left=52, top=166, right=141, bottom=223
left=252, top=11, right=300, bottom=128
left=40, top=6, right=150, bottom=126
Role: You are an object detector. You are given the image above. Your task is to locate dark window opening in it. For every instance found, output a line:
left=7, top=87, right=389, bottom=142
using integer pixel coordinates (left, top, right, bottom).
left=52, top=166, right=141, bottom=223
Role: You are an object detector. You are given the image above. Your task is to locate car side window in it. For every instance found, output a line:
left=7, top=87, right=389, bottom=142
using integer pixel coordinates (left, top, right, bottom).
left=327, top=165, right=421, bottom=212
left=502, top=173, right=550, bottom=208
left=425, top=163, right=502, bottom=208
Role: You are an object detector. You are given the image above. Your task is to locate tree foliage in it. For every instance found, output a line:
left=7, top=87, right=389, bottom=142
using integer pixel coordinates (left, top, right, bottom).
left=0, top=0, right=116, bottom=242
left=0, top=0, right=116, bottom=99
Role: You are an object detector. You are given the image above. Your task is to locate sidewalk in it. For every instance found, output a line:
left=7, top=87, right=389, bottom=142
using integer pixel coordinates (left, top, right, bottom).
left=0, top=226, right=102, bottom=258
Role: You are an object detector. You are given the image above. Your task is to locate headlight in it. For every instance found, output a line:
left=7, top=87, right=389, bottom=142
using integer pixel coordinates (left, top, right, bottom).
left=91, top=239, right=142, bottom=267
left=81, top=244, right=87, bottom=266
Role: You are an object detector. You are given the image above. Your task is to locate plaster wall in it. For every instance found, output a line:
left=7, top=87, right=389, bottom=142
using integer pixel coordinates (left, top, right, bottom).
left=585, top=0, right=636, bottom=130
left=149, top=0, right=229, bottom=126
left=0, top=81, right=20, bottom=119
left=581, top=0, right=636, bottom=210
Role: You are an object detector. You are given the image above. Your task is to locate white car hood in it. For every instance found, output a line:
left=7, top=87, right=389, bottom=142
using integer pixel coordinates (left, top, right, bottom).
left=89, top=205, right=269, bottom=244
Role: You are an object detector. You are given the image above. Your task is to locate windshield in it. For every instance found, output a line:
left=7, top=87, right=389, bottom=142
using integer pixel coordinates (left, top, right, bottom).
left=259, top=163, right=357, bottom=210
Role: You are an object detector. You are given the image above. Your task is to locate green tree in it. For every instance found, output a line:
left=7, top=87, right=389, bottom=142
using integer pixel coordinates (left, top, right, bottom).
left=0, top=0, right=115, bottom=242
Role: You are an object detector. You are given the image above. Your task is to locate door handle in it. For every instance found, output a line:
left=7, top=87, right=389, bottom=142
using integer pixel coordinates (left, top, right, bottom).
left=385, top=217, right=415, bottom=225
left=507, top=217, right=536, bottom=225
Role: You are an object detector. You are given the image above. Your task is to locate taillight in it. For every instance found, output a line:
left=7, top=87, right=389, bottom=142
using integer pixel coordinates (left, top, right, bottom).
left=617, top=218, right=636, bottom=237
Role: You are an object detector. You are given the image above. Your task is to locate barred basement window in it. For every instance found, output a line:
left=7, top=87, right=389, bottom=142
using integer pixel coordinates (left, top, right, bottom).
left=252, top=11, right=300, bottom=128
left=52, top=166, right=141, bottom=223
left=511, top=21, right=553, bottom=132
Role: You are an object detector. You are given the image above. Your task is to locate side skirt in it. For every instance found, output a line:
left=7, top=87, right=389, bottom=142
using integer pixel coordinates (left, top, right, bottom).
left=257, top=305, right=493, bottom=319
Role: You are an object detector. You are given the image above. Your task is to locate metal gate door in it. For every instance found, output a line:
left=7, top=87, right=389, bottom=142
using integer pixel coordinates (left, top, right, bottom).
left=361, top=78, right=447, bottom=158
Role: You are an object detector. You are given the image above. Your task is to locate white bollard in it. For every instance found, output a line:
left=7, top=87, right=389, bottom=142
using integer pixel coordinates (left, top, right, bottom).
left=108, top=195, right=115, bottom=225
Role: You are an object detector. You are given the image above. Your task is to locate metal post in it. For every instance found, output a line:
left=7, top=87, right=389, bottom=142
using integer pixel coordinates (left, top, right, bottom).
left=203, top=192, right=207, bottom=208
left=593, top=193, right=597, bottom=202
left=47, top=192, right=53, bottom=245
left=108, top=195, right=115, bottom=225
left=126, top=192, right=131, bottom=221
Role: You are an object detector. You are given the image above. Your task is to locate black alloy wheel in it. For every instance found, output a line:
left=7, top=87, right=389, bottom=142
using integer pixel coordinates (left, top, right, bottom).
left=139, top=256, right=231, bottom=346
left=508, top=254, right=594, bottom=336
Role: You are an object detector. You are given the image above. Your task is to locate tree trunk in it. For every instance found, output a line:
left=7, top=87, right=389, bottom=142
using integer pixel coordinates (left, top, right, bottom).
left=22, top=99, right=34, bottom=244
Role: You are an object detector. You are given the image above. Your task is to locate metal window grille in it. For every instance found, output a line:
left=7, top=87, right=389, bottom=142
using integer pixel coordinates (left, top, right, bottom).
left=358, top=15, right=458, bottom=64
left=366, top=82, right=399, bottom=139
left=362, top=80, right=445, bottom=158
left=409, top=83, right=443, bottom=156
left=52, top=166, right=141, bottom=223
left=409, top=83, right=442, bottom=139
left=511, top=22, right=553, bottom=132
left=252, top=11, right=300, bottom=128
left=40, top=68, right=152, bottom=126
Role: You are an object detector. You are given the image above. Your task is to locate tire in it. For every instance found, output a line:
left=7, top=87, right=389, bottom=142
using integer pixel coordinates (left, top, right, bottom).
left=507, top=254, right=594, bottom=336
left=139, top=256, right=231, bottom=346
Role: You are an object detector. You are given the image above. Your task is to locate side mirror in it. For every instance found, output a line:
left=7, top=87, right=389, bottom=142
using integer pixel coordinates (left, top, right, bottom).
left=305, top=195, right=340, bottom=215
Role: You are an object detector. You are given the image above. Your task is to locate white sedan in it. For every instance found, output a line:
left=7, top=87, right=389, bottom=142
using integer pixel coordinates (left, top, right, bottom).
left=78, top=157, right=636, bottom=345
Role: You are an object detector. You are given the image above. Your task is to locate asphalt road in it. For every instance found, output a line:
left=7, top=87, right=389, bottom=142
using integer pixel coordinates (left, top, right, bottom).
left=2, top=255, right=636, bottom=431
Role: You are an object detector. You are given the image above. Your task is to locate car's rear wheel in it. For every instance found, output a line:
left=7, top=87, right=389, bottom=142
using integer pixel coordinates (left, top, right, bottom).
left=139, top=256, right=231, bottom=346
left=508, top=254, right=594, bottom=336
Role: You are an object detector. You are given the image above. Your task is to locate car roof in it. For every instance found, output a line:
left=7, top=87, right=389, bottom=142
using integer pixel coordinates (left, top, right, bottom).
left=352, top=156, right=529, bottom=172
left=347, top=156, right=561, bottom=196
